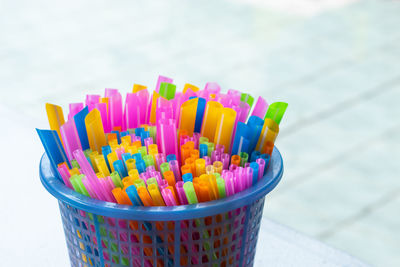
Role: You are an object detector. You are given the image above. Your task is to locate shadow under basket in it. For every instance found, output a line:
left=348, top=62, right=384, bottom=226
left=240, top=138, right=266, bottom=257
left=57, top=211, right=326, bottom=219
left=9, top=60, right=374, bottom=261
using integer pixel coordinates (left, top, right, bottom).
left=39, top=147, right=283, bottom=267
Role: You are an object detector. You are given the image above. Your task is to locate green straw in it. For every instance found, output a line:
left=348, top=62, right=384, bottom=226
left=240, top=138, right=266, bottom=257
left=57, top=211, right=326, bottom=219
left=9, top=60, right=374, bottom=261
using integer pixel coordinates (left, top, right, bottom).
left=216, top=177, right=226, bottom=198
left=110, top=171, right=123, bottom=188
left=160, top=162, right=170, bottom=175
left=199, top=137, right=209, bottom=145
left=70, top=159, right=80, bottom=169
left=146, top=177, right=158, bottom=187
left=240, top=93, right=254, bottom=108
left=159, top=82, right=176, bottom=100
left=239, top=152, right=248, bottom=167
left=143, top=155, right=155, bottom=168
left=138, top=146, right=147, bottom=157
left=134, top=178, right=146, bottom=189
left=265, top=102, right=288, bottom=125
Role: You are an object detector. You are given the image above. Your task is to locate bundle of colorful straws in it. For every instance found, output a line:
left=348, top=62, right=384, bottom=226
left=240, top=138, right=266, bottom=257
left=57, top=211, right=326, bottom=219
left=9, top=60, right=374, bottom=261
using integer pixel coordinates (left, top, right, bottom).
left=38, top=76, right=287, bottom=207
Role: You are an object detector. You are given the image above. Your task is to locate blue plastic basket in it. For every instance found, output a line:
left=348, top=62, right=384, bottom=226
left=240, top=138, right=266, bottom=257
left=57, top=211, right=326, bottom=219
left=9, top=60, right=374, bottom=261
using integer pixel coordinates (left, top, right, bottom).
left=40, top=147, right=283, bottom=267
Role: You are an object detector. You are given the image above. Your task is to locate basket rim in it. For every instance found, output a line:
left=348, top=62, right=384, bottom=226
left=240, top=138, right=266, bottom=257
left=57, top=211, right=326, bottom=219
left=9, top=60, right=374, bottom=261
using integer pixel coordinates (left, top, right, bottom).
left=40, top=147, right=283, bottom=221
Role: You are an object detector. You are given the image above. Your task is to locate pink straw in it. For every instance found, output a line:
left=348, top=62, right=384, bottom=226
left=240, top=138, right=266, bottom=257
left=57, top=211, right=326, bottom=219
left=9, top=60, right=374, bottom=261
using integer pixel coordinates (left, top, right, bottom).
left=175, top=181, right=188, bottom=205
left=169, top=160, right=182, bottom=182
left=57, top=164, right=73, bottom=189
left=73, top=149, right=105, bottom=200
left=95, top=102, right=110, bottom=133
left=158, top=118, right=178, bottom=157
left=256, top=158, right=266, bottom=180
left=251, top=96, right=268, bottom=119
left=124, top=93, right=141, bottom=130
left=60, top=120, right=82, bottom=162
left=68, top=103, right=84, bottom=120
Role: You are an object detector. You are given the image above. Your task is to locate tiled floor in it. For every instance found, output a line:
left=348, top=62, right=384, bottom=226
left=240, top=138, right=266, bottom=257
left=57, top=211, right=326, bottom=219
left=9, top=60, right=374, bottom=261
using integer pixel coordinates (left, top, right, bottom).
left=1, top=0, right=399, bottom=266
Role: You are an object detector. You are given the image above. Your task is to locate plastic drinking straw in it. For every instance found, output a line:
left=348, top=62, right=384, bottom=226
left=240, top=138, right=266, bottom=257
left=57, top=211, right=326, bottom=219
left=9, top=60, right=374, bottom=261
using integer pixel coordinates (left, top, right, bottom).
left=68, top=103, right=84, bottom=120
left=247, top=115, right=265, bottom=153
left=85, top=94, right=100, bottom=110
left=113, top=160, right=128, bottom=179
left=166, top=154, right=176, bottom=162
left=125, top=158, right=136, bottom=172
left=159, top=82, right=176, bottom=100
left=159, top=118, right=178, bottom=157
left=60, top=120, right=82, bottom=162
left=200, top=101, right=223, bottom=141
left=134, top=88, right=149, bottom=125
left=213, top=161, right=223, bottom=174
left=265, top=102, right=288, bottom=125
left=223, top=172, right=235, bottom=197
left=146, top=177, right=158, bottom=187
left=182, top=182, right=198, bottom=204
left=175, top=181, right=188, bottom=205
left=169, top=159, right=181, bottom=182
left=57, top=164, right=73, bottom=189
left=69, top=175, right=85, bottom=195
left=158, top=179, right=168, bottom=191
left=250, top=150, right=261, bottom=162
left=194, top=158, right=205, bottom=177
left=231, top=122, right=251, bottom=155
left=178, top=98, right=198, bottom=136
left=182, top=173, right=193, bottom=183
left=239, top=152, right=249, bottom=167
left=231, top=155, right=240, bottom=166
left=106, top=89, right=123, bottom=131
left=255, top=118, right=279, bottom=152
left=84, top=109, right=107, bottom=153
left=199, top=143, right=207, bottom=158
left=216, top=177, right=226, bottom=199
left=110, top=171, right=123, bottom=188
left=98, top=177, right=116, bottom=202
left=148, top=91, right=161, bottom=124
left=94, top=155, right=110, bottom=176
left=240, top=93, right=254, bottom=108
left=185, top=158, right=196, bottom=174
left=148, top=184, right=165, bottom=206
left=45, top=103, right=66, bottom=142
left=107, top=152, right=118, bottom=172
left=133, top=178, right=146, bottom=189
left=36, top=129, right=71, bottom=180
left=136, top=159, right=146, bottom=173
left=111, top=188, right=132, bottom=205
left=163, top=170, right=176, bottom=187
left=132, top=84, right=147, bottom=93
left=251, top=96, right=268, bottom=119
left=143, top=154, right=155, bottom=168
left=194, top=97, right=206, bottom=133
left=81, top=176, right=98, bottom=198
left=159, top=162, right=170, bottom=175
left=128, top=168, right=140, bottom=180
left=249, top=162, right=259, bottom=186
left=256, top=158, right=266, bottom=180
left=237, top=101, right=250, bottom=123
left=205, top=165, right=214, bottom=175
left=124, top=93, right=141, bottom=130
left=213, top=107, right=237, bottom=153
left=182, top=83, right=199, bottom=94
left=72, top=107, right=89, bottom=151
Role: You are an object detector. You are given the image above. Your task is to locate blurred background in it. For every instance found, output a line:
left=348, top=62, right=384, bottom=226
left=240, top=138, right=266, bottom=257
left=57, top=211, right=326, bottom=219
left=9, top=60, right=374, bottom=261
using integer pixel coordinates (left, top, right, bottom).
left=1, top=0, right=399, bottom=266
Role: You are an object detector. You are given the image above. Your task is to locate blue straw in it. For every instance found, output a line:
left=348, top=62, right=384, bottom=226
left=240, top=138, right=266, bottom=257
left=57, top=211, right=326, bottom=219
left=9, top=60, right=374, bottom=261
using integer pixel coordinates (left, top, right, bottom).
left=73, top=107, right=90, bottom=150
left=113, top=160, right=128, bottom=178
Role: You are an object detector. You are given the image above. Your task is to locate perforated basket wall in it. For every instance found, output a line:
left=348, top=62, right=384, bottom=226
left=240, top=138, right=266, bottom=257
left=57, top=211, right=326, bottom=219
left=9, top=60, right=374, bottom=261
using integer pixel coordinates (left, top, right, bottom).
left=59, top=197, right=265, bottom=267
